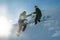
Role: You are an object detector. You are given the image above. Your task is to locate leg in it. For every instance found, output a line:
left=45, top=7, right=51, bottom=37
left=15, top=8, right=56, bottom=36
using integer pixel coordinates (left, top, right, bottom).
left=22, top=24, right=27, bottom=32
left=35, top=19, right=37, bottom=24
left=16, top=24, right=22, bottom=36
left=38, top=15, right=41, bottom=22
left=18, top=24, right=22, bottom=33
left=38, top=17, right=40, bottom=22
left=35, top=15, right=38, bottom=25
left=38, top=20, right=40, bottom=22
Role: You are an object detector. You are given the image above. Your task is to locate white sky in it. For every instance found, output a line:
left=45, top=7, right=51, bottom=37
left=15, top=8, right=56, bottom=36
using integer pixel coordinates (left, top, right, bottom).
left=0, top=4, right=13, bottom=38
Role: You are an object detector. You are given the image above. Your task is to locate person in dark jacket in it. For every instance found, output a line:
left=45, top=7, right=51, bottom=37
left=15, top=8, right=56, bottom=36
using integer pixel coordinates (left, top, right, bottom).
left=33, top=5, right=42, bottom=25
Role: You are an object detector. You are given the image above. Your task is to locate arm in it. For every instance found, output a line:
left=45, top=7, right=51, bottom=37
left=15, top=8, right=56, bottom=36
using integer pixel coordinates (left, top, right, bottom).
left=26, top=14, right=32, bottom=17
left=33, top=12, right=36, bottom=14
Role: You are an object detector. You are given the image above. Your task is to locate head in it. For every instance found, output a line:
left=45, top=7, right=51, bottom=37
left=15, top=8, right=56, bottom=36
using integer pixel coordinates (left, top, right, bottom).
left=23, top=11, right=26, bottom=15
left=20, top=11, right=26, bottom=15
left=35, top=5, right=38, bottom=8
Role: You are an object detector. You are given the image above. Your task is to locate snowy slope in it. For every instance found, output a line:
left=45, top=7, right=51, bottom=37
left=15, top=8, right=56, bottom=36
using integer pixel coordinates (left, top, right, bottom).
left=2, top=8, right=60, bottom=40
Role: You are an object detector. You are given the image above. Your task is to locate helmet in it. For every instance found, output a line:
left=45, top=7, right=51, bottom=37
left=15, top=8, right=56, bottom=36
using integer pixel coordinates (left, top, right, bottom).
left=23, top=11, right=26, bottom=14
left=35, top=5, right=38, bottom=8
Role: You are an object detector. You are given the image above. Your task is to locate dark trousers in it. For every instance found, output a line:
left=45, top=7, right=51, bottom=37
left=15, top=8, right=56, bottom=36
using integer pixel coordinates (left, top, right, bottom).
left=22, top=24, right=27, bottom=32
left=35, top=14, right=41, bottom=24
